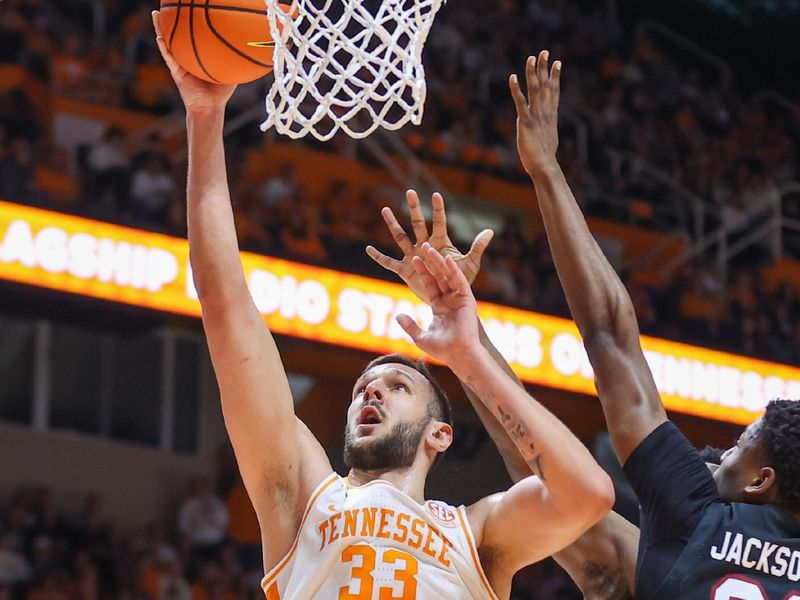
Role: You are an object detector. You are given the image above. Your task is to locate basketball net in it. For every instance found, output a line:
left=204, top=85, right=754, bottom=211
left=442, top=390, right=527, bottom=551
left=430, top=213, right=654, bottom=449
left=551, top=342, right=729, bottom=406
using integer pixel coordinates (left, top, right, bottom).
left=261, top=0, right=446, bottom=141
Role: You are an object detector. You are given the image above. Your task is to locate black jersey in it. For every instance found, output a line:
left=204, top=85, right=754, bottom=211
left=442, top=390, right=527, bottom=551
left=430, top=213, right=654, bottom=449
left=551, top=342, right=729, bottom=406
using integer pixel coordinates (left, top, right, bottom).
left=623, top=422, right=800, bottom=600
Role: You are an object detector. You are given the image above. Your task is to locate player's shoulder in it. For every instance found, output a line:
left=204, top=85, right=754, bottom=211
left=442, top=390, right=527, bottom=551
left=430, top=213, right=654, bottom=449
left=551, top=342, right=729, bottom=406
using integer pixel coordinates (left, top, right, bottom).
left=465, top=492, right=504, bottom=548
left=726, top=501, right=800, bottom=534
left=465, top=476, right=549, bottom=548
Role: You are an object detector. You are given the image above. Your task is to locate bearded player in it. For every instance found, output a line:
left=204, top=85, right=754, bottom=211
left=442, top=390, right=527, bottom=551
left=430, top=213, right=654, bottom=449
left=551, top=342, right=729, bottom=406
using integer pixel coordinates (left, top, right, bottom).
left=152, top=13, right=615, bottom=600
left=508, top=51, right=800, bottom=600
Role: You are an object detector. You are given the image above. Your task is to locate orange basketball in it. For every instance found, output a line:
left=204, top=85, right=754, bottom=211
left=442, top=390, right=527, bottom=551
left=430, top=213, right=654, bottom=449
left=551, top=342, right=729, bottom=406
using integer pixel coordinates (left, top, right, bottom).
left=158, top=0, right=291, bottom=85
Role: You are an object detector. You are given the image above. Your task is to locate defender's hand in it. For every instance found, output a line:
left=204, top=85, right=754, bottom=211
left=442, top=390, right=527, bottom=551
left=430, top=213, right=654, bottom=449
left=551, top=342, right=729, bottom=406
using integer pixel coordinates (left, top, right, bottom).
left=509, top=51, right=561, bottom=178
left=396, top=244, right=481, bottom=368
left=366, top=190, right=493, bottom=303
left=152, top=10, right=236, bottom=112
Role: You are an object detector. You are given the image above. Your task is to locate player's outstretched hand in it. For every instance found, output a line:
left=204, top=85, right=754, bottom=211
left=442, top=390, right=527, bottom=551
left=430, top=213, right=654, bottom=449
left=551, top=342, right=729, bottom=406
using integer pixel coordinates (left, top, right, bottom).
left=396, top=243, right=481, bottom=368
left=152, top=10, right=236, bottom=112
left=366, top=190, right=493, bottom=303
left=509, top=50, right=561, bottom=178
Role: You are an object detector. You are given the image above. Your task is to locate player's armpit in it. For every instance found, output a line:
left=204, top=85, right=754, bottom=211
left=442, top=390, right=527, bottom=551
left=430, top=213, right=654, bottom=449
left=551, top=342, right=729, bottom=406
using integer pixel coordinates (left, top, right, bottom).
left=553, top=511, right=638, bottom=600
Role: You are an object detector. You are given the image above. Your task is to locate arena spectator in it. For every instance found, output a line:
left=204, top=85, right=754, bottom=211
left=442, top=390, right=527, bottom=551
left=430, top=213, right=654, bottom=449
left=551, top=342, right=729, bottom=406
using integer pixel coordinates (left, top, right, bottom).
left=223, top=478, right=261, bottom=574
left=51, top=34, right=92, bottom=96
left=177, top=480, right=229, bottom=563
left=0, top=531, right=31, bottom=586
left=257, top=163, right=299, bottom=210
left=129, top=154, right=178, bottom=226
left=0, top=89, right=43, bottom=145
left=86, top=127, right=130, bottom=209
left=0, top=132, right=38, bottom=204
left=280, top=208, right=328, bottom=263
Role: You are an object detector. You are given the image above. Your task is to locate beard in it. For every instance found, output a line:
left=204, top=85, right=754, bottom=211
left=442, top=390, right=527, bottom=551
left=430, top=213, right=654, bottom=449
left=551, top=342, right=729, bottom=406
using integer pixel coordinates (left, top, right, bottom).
left=343, top=416, right=430, bottom=472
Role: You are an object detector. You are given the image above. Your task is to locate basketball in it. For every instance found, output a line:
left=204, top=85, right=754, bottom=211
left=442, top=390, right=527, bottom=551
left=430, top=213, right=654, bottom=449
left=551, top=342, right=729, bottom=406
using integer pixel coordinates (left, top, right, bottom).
left=158, top=0, right=291, bottom=85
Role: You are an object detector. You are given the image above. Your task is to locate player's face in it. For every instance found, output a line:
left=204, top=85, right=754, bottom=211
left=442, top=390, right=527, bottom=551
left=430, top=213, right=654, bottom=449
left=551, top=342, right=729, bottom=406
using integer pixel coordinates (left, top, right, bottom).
left=343, top=363, right=436, bottom=471
left=713, top=420, right=771, bottom=503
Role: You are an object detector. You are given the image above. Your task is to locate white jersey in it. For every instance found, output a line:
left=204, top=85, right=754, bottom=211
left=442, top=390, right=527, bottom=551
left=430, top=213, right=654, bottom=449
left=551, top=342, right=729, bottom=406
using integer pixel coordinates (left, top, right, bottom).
left=261, top=473, right=498, bottom=600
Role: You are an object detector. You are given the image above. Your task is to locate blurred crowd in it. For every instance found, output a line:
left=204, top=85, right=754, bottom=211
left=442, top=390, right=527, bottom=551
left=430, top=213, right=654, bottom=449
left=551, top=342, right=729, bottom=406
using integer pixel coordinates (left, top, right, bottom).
left=1, top=0, right=800, bottom=366
left=422, top=0, right=800, bottom=243
left=0, top=477, right=265, bottom=600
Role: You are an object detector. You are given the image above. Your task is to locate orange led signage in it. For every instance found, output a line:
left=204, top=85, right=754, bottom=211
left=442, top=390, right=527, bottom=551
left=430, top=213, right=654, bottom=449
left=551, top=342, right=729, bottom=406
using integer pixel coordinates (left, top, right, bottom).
left=0, top=200, right=797, bottom=425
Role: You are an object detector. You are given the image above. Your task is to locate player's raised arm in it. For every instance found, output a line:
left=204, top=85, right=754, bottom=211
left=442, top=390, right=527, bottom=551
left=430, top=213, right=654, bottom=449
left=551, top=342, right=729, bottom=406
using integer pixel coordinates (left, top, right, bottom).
left=370, top=193, right=637, bottom=599
left=396, top=247, right=614, bottom=590
left=510, top=51, right=667, bottom=463
left=152, top=12, right=331, bottom=569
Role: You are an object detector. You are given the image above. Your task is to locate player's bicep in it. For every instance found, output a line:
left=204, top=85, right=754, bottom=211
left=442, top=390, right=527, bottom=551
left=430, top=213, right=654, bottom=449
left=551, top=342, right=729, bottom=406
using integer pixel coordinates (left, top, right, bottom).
left=201, top=298, right=331, bottom=511
left=478, top=476, right=603, bottom=572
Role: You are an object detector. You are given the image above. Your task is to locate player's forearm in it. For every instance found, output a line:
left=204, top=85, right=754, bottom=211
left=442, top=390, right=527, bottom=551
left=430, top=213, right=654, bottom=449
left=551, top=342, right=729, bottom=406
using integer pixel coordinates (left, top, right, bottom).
left=460, top=323, right=530, bottom=483
left=452, top=348, right=614, bottom=516
left=186, top=107, right=248, bottom=301
left=530, top=161, right=637, bottom=346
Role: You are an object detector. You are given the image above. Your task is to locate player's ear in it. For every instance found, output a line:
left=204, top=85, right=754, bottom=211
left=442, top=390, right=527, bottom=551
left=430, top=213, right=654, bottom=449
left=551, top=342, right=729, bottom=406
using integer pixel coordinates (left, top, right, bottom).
left=427, top=421, right=453, bottom=454
left=745, top=466, right=777, bottom=497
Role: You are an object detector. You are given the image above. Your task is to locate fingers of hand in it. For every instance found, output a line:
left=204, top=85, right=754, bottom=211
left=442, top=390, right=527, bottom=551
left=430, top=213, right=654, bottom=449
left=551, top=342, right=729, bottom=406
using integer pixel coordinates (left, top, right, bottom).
left=526, top=55, right=539, bottom=99
left=422, top=243, right=455, bottom=296
left=366, top=245, right=402, bottom=274
left=396, top=314, right=423, bottom=342
left=152, top=10, right=162, bottom=36
left=551, top=60, right=562, bottom=103
left=509, top=74, right=528, bottom=116
left=443, top=255, right=471, bottom=296
left=405, top=189, right=429, bottom=244
left=152, top=14, right=183, bottom=75
left=537, top=50, right=550, bottom=87
left=468, top=229, right=494, bottom=263
left=411, top=255, right=441, bottom=299
left=431, top=193, right=447, bottom=237
left=381, top=207, right=413, bottom=254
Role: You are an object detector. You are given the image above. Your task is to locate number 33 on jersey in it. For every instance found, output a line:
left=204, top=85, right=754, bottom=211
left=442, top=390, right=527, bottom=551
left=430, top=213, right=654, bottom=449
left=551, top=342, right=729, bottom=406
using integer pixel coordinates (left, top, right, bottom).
left=261, top=474, right=498, bottom=600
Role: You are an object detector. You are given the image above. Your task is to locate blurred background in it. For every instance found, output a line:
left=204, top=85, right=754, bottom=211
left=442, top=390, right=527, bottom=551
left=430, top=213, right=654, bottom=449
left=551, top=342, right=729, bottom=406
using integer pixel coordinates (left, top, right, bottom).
left=0, top=0, right=799, bottom=598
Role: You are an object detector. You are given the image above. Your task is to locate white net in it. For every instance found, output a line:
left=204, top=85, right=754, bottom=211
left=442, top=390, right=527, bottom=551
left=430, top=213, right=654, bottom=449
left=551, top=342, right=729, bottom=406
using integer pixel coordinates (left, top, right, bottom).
left=261, top=0, right=446, bottom=141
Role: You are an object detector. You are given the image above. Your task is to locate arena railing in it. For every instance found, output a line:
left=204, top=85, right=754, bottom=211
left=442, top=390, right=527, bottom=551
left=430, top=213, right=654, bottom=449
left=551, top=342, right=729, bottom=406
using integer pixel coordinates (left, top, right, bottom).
left=754, top=89, right=800, bottom=118
left=636, top=19, right=733, bottom=90
left=662, top=181, right=800, bottom=282
left=606, top=148, right=716, bottom=237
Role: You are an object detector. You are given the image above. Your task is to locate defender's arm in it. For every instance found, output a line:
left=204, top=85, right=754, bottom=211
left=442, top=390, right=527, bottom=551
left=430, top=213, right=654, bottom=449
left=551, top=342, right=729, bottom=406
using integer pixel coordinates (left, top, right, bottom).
left=511, top=52, right=666, bottom=463
left=153, top=13, right=331, bottom=570
left=553, top=512, right=638, bottom=600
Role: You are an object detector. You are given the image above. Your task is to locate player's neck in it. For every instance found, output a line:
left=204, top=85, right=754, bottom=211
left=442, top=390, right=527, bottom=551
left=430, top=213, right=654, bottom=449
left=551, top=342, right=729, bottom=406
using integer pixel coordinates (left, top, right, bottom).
left=347, top=466, right=428, bottom=504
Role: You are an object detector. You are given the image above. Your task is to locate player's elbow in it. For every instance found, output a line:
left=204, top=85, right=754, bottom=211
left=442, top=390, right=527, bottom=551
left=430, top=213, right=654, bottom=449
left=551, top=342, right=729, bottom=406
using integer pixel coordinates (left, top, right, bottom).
left=578, top=470, right=615, bottom=525
left=580, top=296, right=637, bottom=351
left=582, top=328, right=624, bottom=360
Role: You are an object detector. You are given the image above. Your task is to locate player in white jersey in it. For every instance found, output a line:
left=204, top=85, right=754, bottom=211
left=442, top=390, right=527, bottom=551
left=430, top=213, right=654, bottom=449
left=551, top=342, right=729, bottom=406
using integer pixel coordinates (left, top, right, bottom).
left=153, top=13, right=615, bottom=600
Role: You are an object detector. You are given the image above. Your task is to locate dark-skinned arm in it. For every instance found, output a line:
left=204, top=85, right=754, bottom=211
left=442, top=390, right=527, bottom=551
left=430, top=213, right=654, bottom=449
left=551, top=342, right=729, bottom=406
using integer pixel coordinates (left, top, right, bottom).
left=510, top=51, right=667, bottom=463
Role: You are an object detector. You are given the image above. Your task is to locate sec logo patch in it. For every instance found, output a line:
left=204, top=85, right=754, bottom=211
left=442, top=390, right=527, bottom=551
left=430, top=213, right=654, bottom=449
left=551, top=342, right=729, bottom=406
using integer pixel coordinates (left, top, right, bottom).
left=426, top=502, right=458, bottom=528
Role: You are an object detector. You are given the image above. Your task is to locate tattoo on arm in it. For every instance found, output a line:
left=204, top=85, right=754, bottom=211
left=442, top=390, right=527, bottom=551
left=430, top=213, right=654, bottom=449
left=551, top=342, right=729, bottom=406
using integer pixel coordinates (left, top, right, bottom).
left=496, top=405, right=546, bottom=481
